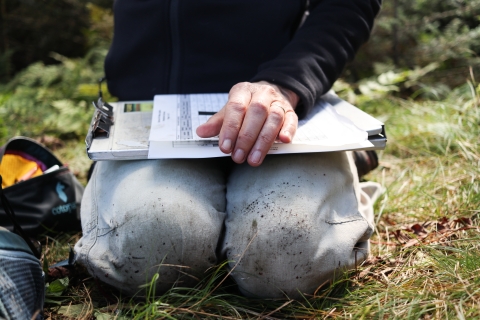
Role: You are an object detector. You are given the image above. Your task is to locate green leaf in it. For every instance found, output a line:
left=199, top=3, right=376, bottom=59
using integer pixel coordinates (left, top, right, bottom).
left=46, top=277, right=69, bottom=295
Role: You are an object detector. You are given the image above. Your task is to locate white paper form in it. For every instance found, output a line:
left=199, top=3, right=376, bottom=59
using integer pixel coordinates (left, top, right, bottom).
left=149, top=94, right=228, bottom=141
left=293, top=100, right=368, bottom=146
left=148, top=93, right=370, bottom=159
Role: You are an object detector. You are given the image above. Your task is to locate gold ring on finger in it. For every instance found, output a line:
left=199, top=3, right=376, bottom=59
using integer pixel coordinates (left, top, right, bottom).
left=271, top=104, right=286, bottom=115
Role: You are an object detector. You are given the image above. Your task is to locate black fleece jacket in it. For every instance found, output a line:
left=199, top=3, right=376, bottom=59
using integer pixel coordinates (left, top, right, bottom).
left=105, top=0, right=381, bottom=119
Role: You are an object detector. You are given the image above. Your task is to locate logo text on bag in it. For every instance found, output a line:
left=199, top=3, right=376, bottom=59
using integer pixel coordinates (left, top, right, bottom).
left=52, top=202, right=77, bottom=215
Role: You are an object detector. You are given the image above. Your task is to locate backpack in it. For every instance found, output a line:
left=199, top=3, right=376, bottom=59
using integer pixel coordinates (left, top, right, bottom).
left=0, top=137, right=84, bottom=235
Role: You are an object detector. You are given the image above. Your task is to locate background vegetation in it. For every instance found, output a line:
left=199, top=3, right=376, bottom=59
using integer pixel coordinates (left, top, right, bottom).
left=0, top=0, right=479, bottom=319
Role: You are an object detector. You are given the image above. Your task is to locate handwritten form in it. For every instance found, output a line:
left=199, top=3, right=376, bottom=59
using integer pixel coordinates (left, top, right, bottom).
left=148, top=93, right=371, bottom=159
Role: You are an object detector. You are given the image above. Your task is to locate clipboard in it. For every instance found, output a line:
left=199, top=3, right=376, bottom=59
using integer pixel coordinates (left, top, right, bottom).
left=86, top=93, right=386, bottom=161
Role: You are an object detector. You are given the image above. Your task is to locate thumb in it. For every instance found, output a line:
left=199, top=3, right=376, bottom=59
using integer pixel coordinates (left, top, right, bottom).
left=196, top=108, right=225, bottom=138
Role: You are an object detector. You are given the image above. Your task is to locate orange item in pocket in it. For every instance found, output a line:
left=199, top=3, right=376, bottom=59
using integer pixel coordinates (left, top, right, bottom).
left=0, top=154, right=44, bottom=188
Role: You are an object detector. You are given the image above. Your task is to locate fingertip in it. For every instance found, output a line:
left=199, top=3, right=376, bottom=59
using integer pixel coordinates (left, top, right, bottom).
left=196, top=123, right=218, bottom=138
left=250, top=150, right=262, bottom=163
left=221, top=139, right=233, bottom=154
left=279, top=110, right=297, bottom=143
left=197, top=111, right=225, bottom=138
left=247, top=159, right=263, bottom=167
left=279, top=130, right=292, bottom=143
left=195, top=125, right=205, bottom=137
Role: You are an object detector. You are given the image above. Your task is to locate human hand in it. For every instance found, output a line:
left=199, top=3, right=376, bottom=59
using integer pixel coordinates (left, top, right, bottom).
left=196, top=81, right=299, bottom=166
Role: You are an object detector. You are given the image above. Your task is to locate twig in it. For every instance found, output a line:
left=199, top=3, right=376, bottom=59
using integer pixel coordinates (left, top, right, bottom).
left=325, top=307, right=337, bottom=318
left=260, top=299, right=293, bottom=319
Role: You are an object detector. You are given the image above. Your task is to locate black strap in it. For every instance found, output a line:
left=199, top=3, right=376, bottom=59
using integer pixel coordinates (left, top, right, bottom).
left=0, top=175, right=42, bottom=259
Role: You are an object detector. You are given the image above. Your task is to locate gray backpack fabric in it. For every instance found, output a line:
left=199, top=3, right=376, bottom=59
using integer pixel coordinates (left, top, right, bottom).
left=0, top=227, right=44, bottom=320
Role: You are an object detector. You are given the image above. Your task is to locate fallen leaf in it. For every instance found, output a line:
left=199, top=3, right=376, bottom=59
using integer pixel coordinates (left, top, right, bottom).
left=410, top=223, right=428, bottom=238
left=57, top=304, right=89, bottom=317
left=392, top=229, right=411, bottom=244
left=454, top=217, right=472, bottom=226
left=389, top=216, right=476, bottom=248
left=48, top=266, right=71, bottom=279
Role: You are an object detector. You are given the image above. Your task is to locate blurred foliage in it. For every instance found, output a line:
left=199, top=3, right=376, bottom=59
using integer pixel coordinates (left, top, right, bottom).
left=347, top=0, right=480, bottom=96
left=0, top=47, right=116, bottom=145
left=334, top=62, right=454, bottom=105
left=0, top=0, right=87, bottom=81
left=0, top=0, right=114, bottom=82
left=0, top=2, right=114, bottom=145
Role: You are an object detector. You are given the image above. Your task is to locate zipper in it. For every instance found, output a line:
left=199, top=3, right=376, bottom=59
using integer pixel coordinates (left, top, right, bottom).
left=297, top=0, right=310, bottom=31
left=168, top=0, right=181, bottom=93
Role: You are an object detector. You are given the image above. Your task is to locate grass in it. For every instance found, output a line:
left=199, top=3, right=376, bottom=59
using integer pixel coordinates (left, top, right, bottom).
left=342, top=82, right=480, bottom=319
left=1, top=77, right=479, bottom=318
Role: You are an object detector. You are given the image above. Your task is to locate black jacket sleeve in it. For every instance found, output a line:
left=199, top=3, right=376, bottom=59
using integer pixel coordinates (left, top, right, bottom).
left=250, top=0, right=382, bottom=119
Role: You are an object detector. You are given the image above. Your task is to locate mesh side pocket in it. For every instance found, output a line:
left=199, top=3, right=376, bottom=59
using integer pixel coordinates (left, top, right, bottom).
left=0, top=243, right=44, bottom=320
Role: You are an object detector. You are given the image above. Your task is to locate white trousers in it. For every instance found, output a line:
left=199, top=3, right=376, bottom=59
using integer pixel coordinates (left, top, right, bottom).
left=74, top=152, right=381, bottom=299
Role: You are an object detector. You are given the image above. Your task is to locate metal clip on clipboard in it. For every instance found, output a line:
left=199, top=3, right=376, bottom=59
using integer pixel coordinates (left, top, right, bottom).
left=85, top=78, right=115, bottom=149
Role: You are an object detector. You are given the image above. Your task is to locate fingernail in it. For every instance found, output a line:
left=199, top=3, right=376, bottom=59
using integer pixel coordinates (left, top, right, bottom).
left=222, top=139, right=232, bottom=151
left=251, top=150, right=262, bottom=164
left=233, top=149, right=245, bottom=162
